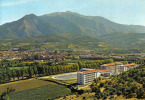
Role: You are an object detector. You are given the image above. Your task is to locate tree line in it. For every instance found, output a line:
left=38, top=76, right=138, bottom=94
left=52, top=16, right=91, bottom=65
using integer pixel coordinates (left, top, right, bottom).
left=0, top=59, right=113, bottom=84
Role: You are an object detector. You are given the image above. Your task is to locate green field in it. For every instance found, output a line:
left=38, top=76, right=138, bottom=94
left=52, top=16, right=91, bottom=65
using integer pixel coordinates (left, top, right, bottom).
left=9, top=84, right=71, bottom=100
left=58, top=79, right=77, bottom=84
left=0, top=79, right=55, bottom=94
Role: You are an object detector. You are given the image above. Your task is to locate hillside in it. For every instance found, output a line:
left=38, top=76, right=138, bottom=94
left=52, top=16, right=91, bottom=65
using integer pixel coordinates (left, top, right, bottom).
left=0, top=14, right=64, bottom=39
left=0, top=11, right=145, bottom=39
left=0, top=33, right=110, bottom=51
left=91, top=63, right=145, bottom=99
left=98, top=33, right=145, bottom=49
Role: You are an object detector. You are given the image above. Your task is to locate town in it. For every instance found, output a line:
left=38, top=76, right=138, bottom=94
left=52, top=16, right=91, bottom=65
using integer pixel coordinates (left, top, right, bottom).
left=0, top=49, right=144, bottom=99
left=0, top=0, right=145, bottom=99
left=0, top=50, right=145, bottom=61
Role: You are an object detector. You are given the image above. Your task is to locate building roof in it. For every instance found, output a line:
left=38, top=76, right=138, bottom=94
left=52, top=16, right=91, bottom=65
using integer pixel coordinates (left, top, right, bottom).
left=101, top=62, right=123, bottom=66
left=99, top=69, right=111, bottom=72
left=123, top=63, right=136, bottom=66
left=83, top=70, right=97, bottom=74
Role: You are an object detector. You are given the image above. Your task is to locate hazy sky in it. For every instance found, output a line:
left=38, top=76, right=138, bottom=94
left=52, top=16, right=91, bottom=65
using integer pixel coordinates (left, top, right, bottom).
left=0, top=0, right=145, bottom=26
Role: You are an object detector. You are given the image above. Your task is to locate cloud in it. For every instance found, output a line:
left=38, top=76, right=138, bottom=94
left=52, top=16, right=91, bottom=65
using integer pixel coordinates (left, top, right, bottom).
left=1, top=0, right=39, bottom=7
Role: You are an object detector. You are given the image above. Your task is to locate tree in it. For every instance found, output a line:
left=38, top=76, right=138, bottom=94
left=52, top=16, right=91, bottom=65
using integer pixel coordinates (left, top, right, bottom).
left=20, top=69, right=25, bottom=79
left=16, top=70, right=21, bottom=80
left=75, top=64, right=79, bottom=71
left=40, top=66, right=45, bottom=75
left=103, top=92, right=107, bottom=99
left=94, top=86, right=102, bottom=99
left=95, top=93, right=101, bottom=99
left=137, top=88, right=145, bottom=98
left=11, top=70, right=16, bottom=81
left=34, top=54, right=40, bottom=60
left=33, top=67, right=38, bottom=77
left=83, top=96, right=86, bottom=100
left=78, top=62, right=83, bottom=69
left=117, top=91, right=122, bottom=96
left=6, top=70, right=11, bottom=82
left=28, top=67, right=34, bottom=78
left=143, top=83, right=145, bottom=88
left=0, top=92, right=9, bottom=100
left=100, top=82, right=105, bottom=87
left=0, top=74, right=4, bottom=83
left=2, top=73, right=8, bottom=82
left=126, top=92, right=134, bottom=98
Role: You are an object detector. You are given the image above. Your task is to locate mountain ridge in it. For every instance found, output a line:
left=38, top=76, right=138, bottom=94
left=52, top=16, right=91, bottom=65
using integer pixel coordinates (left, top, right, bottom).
left=0, top=11, right=145, bottom=39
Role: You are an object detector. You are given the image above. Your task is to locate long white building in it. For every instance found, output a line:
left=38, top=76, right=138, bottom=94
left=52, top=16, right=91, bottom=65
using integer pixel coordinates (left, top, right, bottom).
left=77, top=62, right=139, bottom=84
left=77, top=68, right=111, bottom=84
left=100, top=62, right=139, bottom=75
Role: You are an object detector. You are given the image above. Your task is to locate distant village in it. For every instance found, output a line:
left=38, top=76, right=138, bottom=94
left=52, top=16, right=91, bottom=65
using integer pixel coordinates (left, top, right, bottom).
left=0, top=49, right=145, bottom=62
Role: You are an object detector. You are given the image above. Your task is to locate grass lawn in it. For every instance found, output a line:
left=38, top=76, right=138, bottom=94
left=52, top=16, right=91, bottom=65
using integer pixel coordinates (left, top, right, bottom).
left=0, top=79, right=55, bottom=94
left=9, top=84, right=71, bottom=100
left=78, top=83, right=91, bottom=87
left=58, top=79, right=77, bottom=84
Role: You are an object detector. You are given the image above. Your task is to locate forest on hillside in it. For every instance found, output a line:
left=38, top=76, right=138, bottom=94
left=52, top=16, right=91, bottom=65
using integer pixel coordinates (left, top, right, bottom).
left=91, top=61, right=145, bottom=99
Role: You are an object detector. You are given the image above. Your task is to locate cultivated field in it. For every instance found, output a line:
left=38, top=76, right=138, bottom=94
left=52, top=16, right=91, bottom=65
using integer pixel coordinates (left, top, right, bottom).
left=0, top=79, right=55, bottom=94
left=9, top=84, right=71, bottom=100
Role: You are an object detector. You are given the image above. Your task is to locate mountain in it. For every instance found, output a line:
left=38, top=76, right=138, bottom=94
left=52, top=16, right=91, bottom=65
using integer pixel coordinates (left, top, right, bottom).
left=40, top=11, right=145, bottom=37
left=0, top=33, right=110, bottom=51
left=0, top=14, right=64, bottom=39
left=0, top=11, right=145, bottom=39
